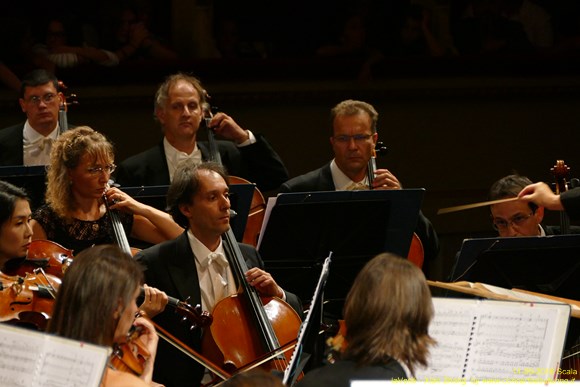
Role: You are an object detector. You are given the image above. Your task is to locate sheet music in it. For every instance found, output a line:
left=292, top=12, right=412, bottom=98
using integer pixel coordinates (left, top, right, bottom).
left=415, top=298, right=570, bottom=382
left=0, top=324, right=110, bottom=387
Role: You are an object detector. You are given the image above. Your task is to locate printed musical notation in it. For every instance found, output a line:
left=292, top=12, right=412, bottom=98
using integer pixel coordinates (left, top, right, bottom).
left=0, top=324, right=110, bottom=387
left=414, top=298, right=570, bottom=382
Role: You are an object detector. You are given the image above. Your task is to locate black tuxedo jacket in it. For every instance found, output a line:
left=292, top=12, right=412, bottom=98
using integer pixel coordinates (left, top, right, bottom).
left=562, top=188, right=580, bottom=221
left=280, top=162, right=440, bottom=270
left=0, top=123, right=24, bottom=166
left=114, top=134, right=289, bottom=192
left=135, top=232, right=302, bottom=387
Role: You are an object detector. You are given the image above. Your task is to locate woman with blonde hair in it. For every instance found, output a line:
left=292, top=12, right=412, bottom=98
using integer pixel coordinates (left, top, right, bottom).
left=31, top=126, right=183, bottom=254
left=298, top=253, right=435, bottom=386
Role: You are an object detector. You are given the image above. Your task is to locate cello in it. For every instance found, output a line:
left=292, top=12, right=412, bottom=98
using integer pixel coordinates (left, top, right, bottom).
left=202, top=95, right=266, bottom=247
left=201, top=107, right=302, bottom=379
left=366, top=141, right=424, bottom=268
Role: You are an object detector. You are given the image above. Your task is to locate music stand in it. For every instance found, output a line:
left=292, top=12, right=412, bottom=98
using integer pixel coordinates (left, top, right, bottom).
left=0, top=165, right=47, bottom=210
left=450, top=234, right=580, bottom=300
left=258, top=189, right=424, bottom=305
left=120, top=184, right=255, bottom=243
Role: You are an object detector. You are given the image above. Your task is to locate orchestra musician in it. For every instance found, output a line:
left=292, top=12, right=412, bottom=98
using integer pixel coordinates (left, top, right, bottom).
left=297, top=253, right=436, bottom=386
left=30, top=126, right=183, bottom=254
left=279, top=99, right=439, bottom=272
left=46, top=244, right=163, bottom=387
left=0, top=180, right=32, bottom=271
left=114, top=72, right=289, bottom=193
left=488, top=174, right=580, bottom=236
left=519, top=181, right=580, bottom=220
left=0, top=69, right=65, bottom=166
left=135, top=161, right=302, bottom=387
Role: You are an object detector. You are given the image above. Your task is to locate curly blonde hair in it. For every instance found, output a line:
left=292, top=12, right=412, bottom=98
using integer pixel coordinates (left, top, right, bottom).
left=45, top=126, right=114, bottom=220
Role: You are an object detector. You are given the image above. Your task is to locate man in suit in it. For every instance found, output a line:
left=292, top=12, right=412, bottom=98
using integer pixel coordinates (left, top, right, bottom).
left=115, top=72, right=288, bottom=193
left=489, top=174, right=580, bottom=235
left=279, top=99, right=439, bottom=272
left=0, top=69, right=64, bottom=166
left=135, top=161, right=302, bottom=387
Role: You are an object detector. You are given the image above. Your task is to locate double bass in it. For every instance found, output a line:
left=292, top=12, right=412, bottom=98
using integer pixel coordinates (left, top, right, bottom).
left=201, top=102, right=302, bottom=379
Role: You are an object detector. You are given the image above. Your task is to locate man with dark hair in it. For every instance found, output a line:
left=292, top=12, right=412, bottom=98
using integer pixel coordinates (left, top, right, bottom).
left=115, top=72, right=288, bottom=192
left=489, top=174, right=579, bottom=236
left=0, top=69, right=64, bottom=166
left=135, top=161, right=302, bottom=387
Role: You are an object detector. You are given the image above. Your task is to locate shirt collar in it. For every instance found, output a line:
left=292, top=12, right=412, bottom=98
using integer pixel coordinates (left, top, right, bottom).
left=330, top=159, right=368, bottom=191
left=187, top=229, right=225, bottom=266
left=23, top=120, right=59, bottom=142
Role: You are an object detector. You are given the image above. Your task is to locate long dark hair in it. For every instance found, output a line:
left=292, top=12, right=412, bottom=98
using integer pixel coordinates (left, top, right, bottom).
left=47, top=244, right=143, bottom=347
left=0, top=180, right=29, bottom=227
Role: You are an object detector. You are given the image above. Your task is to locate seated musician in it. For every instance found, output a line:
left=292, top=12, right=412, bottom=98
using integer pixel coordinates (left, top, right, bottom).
left=279, top=99, right=439, bottom=273
left=0, top=180, right=33, bottom=272
left=298, top=253, right=435, bottom=386
left=30, top=126, right=183, bottom=254
left=489, top=174, right=580, bottom=236
left=47, top=244, right=162, bottom=387
left=0, top=69, right=66, bottom=166
left=135, top=161, right=303, bottom=387
left=114, top=72, right=289, bottom=193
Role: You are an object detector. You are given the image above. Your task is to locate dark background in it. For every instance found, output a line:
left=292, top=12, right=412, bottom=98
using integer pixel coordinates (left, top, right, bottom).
left=1, top=0, right=579, bottom=283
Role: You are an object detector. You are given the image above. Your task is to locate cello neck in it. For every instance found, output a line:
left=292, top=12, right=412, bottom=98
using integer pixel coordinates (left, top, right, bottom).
left=222, top=229, right=282, bottom=353
left=102, top=194, right=133, bottom=256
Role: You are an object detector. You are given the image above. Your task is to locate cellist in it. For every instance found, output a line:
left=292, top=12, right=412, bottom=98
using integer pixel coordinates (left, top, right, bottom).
left=135, top=161, right=303, bottom=387
left=279, top=99, right=439, bottom=274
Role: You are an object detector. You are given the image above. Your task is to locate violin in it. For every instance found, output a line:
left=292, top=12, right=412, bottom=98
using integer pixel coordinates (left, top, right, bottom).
left=201, top=102, right=302, bottom=379
left=202, top=94, right=266, bottom=247
left=0, top=271, right=61, bottom=331
left=366, top=140, right=424, bottom=269
left=111, top=325, right=151, bottom=376
left=3, top=239, right=74, bottom=279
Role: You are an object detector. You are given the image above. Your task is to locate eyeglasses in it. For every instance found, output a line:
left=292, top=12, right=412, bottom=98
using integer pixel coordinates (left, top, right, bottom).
left=492, top=212, right=534, bottom=231
left=27, top=93, right=57, bottom=105
left=333, top=134, right=373, bottom=143
left=87, top=164, right=116, bottom=175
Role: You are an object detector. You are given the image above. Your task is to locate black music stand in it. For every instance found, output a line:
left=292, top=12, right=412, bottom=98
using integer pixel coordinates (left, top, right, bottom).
left=258, top=189, right=424, bottom=307
left=0, top=165, right=47, bottom=210
left=120, top=184, right=255, bottom=243
left=450, top=234, right=580, bottom=300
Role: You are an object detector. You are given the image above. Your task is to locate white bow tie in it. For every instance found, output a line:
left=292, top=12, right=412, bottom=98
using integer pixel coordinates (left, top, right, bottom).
left=24, top=136, right=54, bottom=152
left=176, top=149, right=202, bottom=166
left=203, top=252, right=229, bottom=269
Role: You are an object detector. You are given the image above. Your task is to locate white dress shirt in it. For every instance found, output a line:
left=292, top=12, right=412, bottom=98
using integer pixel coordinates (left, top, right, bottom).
left=330, top=159, right=369, bottom=191
left=187, top=230, right=236, bottom=312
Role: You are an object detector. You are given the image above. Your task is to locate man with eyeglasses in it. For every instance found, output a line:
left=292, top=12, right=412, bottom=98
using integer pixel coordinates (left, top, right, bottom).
left=488, top=174, right=580, bottom=237
left=279, top=99, right=439, bottom=273
left=0, top=69, right=66, bottom=166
